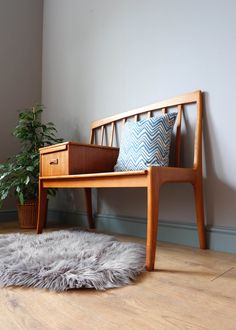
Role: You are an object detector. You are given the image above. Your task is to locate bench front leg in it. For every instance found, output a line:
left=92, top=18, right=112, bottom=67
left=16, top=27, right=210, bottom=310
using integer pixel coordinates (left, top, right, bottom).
left=146, top=168, right=162, bottom=271
left=37, top=179, right=48, bottom=234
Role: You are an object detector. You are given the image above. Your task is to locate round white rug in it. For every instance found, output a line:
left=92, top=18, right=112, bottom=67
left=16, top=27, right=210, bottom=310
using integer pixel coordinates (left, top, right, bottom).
left=0, top=230, right=146, bottom=291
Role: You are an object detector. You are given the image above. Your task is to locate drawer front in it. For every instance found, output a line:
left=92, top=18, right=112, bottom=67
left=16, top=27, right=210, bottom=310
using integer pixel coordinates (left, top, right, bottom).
left=41, top=150, right=69, bottom=176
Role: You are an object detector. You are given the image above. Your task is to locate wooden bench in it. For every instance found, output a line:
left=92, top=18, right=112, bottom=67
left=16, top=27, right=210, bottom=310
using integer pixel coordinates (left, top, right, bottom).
left=37, top=90, right=206, bottom=271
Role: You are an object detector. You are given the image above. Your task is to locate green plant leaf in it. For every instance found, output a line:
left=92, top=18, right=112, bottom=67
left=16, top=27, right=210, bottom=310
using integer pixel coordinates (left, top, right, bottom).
left=0, top=103, right=63, bottom=208
left=0, top=190, right=9, bottom=200
left=26, top=166, right=34, bottom=172
left=0, top=173, right=8, bottom=180
left=25, top=176, right=30, bottom=185
left=18, top=192, right=24, bottom=205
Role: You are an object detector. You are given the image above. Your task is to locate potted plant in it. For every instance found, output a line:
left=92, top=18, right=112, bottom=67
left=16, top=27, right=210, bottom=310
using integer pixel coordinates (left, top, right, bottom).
left=0, top=104, right=63, bottom=228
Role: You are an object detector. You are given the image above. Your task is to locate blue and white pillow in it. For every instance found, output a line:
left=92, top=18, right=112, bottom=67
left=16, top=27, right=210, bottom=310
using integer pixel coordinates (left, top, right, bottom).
left=114, top=112, right=177, bottom=171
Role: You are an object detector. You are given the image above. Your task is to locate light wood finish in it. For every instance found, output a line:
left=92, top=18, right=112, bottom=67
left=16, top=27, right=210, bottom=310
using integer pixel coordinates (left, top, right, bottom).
left=193, top=171, right=206, bottom=249
left=175, top=104, right=183, bottom=167
left=40, top=142, right=119, bottom=176
left=90, top=90, right=200, bottom=131
left=109, top=122, right=115, bottom=147
left=100, top=125, right=104, bottom=145
left=39, top=143, right=67, bottom=154
left=37, top=90, right=206, bottom=270
left=89, top=130, right=94, bottom=145
left=1, top=223, right=236, bottom=330
left=41, top=149, right=69, bottom=176
left=146, top=167, right=161, bottom=271
left=39, top=172, right=148, bottom=189
left=36, top=180, right=48, bottom=234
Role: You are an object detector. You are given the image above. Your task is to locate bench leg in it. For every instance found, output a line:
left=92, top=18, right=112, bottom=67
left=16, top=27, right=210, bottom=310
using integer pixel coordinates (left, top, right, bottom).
left=146, top=169, right=161, bottom=271
left=37, top=180, right=48, bottom=234
left=193, top=178, right=206, bottom=249
left=84, top=188, right=95, bottom=229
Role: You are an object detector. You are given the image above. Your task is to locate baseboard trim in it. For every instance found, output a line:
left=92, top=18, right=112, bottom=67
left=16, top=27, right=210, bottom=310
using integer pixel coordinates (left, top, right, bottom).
left=49, top=210, right=236, bottom=254
left=1, top=209, right=236, bottom=254
left=0, top=209, right=18, bottom=222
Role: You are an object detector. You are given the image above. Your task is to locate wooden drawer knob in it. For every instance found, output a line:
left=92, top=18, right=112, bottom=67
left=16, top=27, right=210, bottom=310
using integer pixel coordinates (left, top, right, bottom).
left=49, top=158, right=59, bottom=165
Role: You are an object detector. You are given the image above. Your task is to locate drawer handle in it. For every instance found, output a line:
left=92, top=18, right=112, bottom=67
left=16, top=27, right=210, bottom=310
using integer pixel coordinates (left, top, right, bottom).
left=49, top=158, right=59, bottom=165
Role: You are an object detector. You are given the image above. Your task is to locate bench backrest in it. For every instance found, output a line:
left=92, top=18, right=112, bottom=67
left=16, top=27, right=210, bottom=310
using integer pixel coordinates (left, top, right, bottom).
left=90, top=90, right=203, bottom=169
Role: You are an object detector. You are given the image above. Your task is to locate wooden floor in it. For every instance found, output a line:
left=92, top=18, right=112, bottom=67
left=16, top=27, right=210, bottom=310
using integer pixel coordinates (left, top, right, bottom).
left=0, top=221, right=236, bottom=330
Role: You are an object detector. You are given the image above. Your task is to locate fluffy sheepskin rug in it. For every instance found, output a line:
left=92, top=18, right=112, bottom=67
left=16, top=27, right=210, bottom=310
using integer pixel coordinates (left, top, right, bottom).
left=0, top=230, right=146, bottom=291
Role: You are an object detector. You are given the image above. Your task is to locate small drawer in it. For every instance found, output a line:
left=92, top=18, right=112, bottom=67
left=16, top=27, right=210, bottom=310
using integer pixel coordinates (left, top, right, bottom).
left=41, top=150, right=69, bottom=176
left=40, top=142, right=119, bottom=177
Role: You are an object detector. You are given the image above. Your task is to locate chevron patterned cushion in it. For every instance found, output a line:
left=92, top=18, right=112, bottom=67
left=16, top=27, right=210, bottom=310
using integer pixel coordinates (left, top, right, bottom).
left=114, top=112, right=177, bottom=171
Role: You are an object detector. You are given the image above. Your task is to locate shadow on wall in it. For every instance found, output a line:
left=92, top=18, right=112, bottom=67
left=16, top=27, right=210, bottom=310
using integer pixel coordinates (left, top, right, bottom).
left=203, top=92, right=236, bottom=228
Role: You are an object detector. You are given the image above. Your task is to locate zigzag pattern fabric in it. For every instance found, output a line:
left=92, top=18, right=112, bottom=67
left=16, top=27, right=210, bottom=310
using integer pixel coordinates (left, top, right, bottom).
left=114, top=112, right=177, bottom=171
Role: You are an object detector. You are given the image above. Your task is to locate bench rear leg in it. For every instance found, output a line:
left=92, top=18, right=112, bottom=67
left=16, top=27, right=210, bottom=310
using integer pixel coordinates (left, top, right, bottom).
left=37, top=180, right=48, bottom=234
left=84, top=188, right=95, bottom=229
left=193, top=178, right=206, bottom=249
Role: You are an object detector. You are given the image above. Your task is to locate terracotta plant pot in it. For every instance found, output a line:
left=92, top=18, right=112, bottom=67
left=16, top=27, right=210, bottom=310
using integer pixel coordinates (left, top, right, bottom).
left=17, top=200, right=38, bottom=229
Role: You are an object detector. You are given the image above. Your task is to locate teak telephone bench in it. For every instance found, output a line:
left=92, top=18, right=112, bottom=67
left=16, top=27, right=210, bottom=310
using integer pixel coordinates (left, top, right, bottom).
left=37, top=90, right=206, bottom=271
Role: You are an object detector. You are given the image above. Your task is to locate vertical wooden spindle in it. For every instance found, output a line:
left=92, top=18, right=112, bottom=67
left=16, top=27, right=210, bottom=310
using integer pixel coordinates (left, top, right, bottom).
left=110, top=122, right=115, bottom=147
left=175, top=105, right=183, bottom=167
left=89, top=129, right=94, bottom=144
left=100, top=126, right=104, bottom=145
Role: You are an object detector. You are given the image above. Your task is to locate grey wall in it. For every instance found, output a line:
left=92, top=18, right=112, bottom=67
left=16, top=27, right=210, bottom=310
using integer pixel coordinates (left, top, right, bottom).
left=42, top=0, right=236, bottom=229
left=0, top=0, right=43, bottom=208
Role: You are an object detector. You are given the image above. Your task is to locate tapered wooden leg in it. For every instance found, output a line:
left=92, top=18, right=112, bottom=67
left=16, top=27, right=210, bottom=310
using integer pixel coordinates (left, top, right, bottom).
left=37, top=179, right=48, bottom=234
left=193, top=178, right=206, bottom=249
left=84, top=188, right=95, bottom=229
left=146, top=169, right=161, bottom=271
